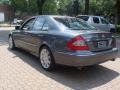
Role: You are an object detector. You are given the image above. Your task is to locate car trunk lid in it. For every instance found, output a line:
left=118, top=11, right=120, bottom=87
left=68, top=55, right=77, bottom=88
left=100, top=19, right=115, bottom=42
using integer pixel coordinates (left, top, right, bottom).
left=81, top=32, right=113, bottom=52
left=65, top=30, right=113, bottom=52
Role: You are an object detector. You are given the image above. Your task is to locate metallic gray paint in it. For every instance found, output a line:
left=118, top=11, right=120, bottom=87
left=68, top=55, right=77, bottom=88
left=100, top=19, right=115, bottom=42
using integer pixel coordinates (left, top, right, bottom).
left=9, top=15, right=118, bottom=67
left=54, top=48, right=118, bottom=66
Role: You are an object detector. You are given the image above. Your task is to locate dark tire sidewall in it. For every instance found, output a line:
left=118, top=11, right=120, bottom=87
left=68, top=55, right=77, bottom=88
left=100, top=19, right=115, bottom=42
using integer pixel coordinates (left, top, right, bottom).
left=39, top=46, right=55, bottom=71
left=9, top=36, right=15, bottom=50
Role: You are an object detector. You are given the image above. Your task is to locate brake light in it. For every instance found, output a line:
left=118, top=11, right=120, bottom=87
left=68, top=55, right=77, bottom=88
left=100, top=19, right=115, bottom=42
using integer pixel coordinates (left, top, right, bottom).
left=111, top=38, right=116, bottom=48
left=67, top=35, right=89, bottom=50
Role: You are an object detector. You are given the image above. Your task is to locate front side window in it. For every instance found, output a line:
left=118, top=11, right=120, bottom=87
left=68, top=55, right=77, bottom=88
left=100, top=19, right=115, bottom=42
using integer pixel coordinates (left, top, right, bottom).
left=33, top=17, right=45, bottom=30
left=54, top=17, right=96, bottom=30
left=93, top=17, right=100, bottom=24
left=22, top=18, right=35, bottom=30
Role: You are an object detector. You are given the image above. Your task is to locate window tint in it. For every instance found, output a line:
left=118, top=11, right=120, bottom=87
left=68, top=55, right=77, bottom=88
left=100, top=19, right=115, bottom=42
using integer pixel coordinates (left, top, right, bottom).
left=22, top=18, right=35, bottom=30
left=54, top=17, right=96, bottom=30
left=78, top=16, right=89, bottom=21
left=42, top=22, right=49, bottom=31
left=101, top=18, right=109, bottom=24
left=33, top=17, right=45, bottom=30
left=93, top=17, right=100, bottom=24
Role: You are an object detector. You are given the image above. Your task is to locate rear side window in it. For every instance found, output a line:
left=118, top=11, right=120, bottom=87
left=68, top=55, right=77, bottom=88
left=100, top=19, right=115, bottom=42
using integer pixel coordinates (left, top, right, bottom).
left=42, top=22, right=49, bottom=31
left=33, top=17, right=45, bottom=30
left=93, top=17, right=100, bottom=24
left=101, top=18, right=109, bottom=24
left=22, top=18, right=35, bottom=30
left=54, top=17, right=96, bottom=30
left=78, top=16, right=89, bottom=21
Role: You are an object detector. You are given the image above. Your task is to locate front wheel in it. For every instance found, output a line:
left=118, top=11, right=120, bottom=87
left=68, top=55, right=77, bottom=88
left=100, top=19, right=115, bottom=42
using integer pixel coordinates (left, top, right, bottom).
left=39, top=46, right=55, bottom=71
left=8, top=36, right=15, bottom=50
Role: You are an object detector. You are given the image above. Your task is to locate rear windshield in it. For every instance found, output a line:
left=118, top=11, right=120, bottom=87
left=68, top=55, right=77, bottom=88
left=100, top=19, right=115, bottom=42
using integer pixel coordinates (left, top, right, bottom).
left=54, top=17, right=96, bottom=30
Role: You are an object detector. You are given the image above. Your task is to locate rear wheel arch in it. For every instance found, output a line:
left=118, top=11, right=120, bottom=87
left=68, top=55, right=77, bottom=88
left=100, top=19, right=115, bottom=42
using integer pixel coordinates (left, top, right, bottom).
left=39, top=44, right=56, bottom=71
left=39, top=44, right=52, bottom=55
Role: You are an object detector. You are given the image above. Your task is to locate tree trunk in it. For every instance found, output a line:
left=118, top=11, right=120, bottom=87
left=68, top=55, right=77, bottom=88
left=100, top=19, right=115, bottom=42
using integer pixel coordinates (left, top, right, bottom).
left=84, top=0, right=89, bottom=15
left=73, top=0, right=79, bottom=16
left=37, top=0, right=46, bottom=15
left=116, top=0, right=120, bottom=24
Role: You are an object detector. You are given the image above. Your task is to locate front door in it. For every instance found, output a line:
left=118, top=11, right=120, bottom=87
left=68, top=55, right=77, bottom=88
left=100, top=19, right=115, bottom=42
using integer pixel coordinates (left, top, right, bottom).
left=15, top=18, right=36, bottom=51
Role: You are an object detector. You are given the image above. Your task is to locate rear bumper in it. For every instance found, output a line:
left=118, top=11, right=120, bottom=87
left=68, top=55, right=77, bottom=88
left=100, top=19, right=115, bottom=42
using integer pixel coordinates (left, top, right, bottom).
left=54, top=48, right=118, bottom=66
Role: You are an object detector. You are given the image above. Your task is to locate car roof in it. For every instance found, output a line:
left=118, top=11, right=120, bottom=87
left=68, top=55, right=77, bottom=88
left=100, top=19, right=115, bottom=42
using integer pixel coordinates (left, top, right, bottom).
left=32, top=15, right=75, bottom=19
left=77, top=15, right=104, bottom=18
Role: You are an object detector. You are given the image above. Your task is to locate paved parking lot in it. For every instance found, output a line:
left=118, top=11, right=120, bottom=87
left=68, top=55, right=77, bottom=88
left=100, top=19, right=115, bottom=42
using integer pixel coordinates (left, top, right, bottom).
left=0, top=27, right=120, bottom=90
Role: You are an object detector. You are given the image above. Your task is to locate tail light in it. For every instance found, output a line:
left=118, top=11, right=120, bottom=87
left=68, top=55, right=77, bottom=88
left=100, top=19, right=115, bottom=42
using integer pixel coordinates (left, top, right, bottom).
left=111, top=38, right=116, bottom=48
left=67, top=35, right=89, bottom=50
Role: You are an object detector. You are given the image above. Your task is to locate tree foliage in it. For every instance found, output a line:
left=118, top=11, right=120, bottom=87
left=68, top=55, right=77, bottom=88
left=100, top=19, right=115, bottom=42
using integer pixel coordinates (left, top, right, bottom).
left=0, top=0, right=10, bottom=5
left=42, top=0, right=58, bottom=15
left=27, top=0, right=37, bottom=14
left=85, top=0, right=89, bottom=15
left=37, top=0, right=46, bottom=15
left=10, top=0, right=27, bottom=13
left=89, top=0, right=115, bottom=16
left=116, top=0, right=120, bottom=24
left=1, top=0, right=120, bottom=24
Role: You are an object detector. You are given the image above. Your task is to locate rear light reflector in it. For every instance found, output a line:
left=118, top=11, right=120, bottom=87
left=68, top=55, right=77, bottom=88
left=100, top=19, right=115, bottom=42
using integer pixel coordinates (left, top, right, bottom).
left=67, top=35, right=89, bottom=50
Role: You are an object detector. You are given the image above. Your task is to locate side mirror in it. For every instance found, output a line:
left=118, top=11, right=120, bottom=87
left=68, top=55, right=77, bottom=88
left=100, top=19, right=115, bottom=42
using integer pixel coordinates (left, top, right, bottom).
left=15, top=25, right=20, bottom=30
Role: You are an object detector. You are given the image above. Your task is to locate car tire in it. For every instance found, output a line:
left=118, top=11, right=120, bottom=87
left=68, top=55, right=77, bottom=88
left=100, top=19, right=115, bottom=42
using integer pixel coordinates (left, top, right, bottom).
left=39, top=46, right=55, bottom=71
left=9, top=36, right=15, bottom=50
left=110, top=29, right=115, bottom=33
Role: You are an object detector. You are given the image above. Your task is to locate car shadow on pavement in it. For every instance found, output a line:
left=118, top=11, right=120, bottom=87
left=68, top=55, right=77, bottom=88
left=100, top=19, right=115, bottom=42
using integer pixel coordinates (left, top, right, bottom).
left=8, top=48, right=119, bottom=90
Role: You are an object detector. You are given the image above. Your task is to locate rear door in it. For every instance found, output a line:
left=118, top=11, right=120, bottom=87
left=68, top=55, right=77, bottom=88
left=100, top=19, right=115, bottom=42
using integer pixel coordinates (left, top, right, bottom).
left=27, top=16, right=46, bottom=54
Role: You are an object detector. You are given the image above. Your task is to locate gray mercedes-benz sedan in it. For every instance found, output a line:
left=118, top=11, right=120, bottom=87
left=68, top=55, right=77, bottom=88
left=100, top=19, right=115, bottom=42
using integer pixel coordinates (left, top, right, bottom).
left=9, top=15, right=118, bottom=71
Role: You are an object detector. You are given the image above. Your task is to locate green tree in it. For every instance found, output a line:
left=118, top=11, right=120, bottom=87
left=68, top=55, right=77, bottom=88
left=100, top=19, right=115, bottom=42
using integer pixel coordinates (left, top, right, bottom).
left=89, top=0, right=115, bottom=16
left=27, top=0, right=38, bottom=14
left=0, top=0, right=10, bottom=5
left=116, top=0, right=120, bottom=24
left=85, top=0, right=89, bottom=15
left=57, top=0, right=68, bottom=15
left=73, top=0, right=79, bottom=16
left=37, top=0, right=46, bottom=15
left=42, top=0, right=58, bottom=15
left=10, top=0, right=27, bottom=14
